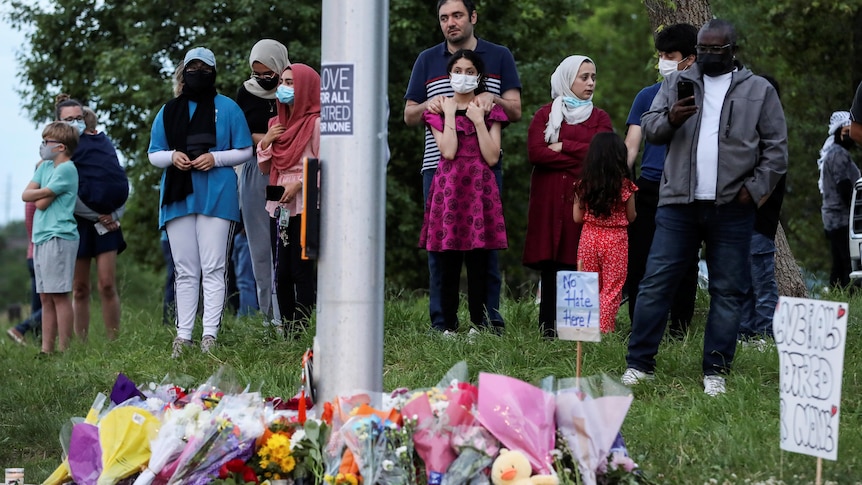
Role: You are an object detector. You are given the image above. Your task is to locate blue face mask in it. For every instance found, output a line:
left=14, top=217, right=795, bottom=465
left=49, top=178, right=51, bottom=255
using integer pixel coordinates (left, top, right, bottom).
left=67, top=119, right=85, bottom=135
left=276, top=85, right=295, bottom=105
left=563, top=96, right=592, bottom=108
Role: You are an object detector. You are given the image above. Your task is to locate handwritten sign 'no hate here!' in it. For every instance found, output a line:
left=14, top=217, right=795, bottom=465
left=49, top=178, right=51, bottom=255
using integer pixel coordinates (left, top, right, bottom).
left=774, top=296, right=847, bottom=461
left=555, top=271, right=600, bottom=342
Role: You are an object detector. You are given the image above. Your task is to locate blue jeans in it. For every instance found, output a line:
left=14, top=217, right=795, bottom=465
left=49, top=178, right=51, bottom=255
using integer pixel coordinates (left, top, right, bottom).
left=15, top=258, right=42, bottom=335
left=739, top=232, right=778, bottom=338
left=233, top=231, right=260, bottom=317
left=626, top=201, right=754, bottom=376
left=423, top=165, right=504, bottom=328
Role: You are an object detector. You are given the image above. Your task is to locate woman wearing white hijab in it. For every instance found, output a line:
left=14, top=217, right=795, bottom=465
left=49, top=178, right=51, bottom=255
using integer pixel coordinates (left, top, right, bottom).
left=522, top=55, right=613, bottom=338
left=235, top=39, right=291, bottom=324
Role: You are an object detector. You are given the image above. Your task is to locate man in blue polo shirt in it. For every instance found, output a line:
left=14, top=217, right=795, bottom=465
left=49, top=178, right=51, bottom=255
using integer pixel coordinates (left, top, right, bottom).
left=404, top=0, right=521, bottom=333
left=623, top=23, right=699, bottom=339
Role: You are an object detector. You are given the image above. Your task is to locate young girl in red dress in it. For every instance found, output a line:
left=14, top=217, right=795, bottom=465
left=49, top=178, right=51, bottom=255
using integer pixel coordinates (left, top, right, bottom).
left=419, top=49, right=508, bottom=334
left=573, top=132, right=637, bottom=333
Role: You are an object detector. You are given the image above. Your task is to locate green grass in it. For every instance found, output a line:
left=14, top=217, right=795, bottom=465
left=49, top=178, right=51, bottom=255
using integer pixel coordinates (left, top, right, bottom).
left=2, top=268, right=861, bottom=485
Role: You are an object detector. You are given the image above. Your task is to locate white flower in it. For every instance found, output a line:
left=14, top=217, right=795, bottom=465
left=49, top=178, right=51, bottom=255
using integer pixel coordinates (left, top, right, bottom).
left=431, top=400, right=448, bottom=415
left=290, top=429, right=307, bottom=451
left=382, top=460, right=395, bottom=471
left=549, top=449, right=563, bottom=459
left=396, top=446, right=408, bottom=457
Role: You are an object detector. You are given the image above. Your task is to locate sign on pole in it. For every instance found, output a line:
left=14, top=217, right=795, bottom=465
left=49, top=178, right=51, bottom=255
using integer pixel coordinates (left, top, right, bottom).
left=555, top=271, right=600, bottom=342
left=774, top=296, right=847, bottom=461
left=320, top=64, right=354, bottom=136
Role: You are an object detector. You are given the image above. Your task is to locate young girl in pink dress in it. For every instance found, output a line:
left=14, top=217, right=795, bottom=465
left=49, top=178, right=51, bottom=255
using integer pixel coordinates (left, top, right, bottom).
left=573, top=132, right=637, bottom=333
left=419, top=49, right=508, bottom=334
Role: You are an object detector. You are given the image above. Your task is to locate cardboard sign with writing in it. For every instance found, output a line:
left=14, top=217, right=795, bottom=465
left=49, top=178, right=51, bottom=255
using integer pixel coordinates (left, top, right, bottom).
left=555, top=271, right=600, bottom=342
left=774, top=296, right=847, bottom=461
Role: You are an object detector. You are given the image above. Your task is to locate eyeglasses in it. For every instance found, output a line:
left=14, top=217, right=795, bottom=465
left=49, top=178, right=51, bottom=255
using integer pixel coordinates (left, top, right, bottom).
left=41, top=140, right=62, bottom=146
left=695, top=43, right=733, bottom=54
left=251, top=71, right=278, bottom=80
left=61, top=116, right=84, bottom=122
left=186, top=66, right=214, bottom=74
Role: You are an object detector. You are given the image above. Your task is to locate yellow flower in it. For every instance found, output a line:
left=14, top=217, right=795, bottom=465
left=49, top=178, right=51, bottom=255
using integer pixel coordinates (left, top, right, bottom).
left=259, top=432, right=296, bottom=473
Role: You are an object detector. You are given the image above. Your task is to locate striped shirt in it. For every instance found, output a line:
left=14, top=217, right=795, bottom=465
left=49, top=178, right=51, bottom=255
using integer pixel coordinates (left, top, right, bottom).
left=405, top=38, right=521, bottom=173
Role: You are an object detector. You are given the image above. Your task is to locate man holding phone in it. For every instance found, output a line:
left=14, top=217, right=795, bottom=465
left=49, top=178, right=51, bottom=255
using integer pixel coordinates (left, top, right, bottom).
left=622, top=19, right=787, bottom=396
left=623, top=23, right=699, bottom=340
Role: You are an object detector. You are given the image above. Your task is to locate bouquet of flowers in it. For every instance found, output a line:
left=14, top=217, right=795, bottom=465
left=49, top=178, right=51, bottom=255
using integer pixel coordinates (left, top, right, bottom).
left=166, top=393, right=264, bottom=485
left=214, top=458, right=259, bottom=485
left=403, top=363, right=477, bottom=485
left=289, top=417, right=330, bottom=484
left=554, top=375, right=633, bottom=485
left=253, top=417, right=297, bottom=482
left=441, top=423, right=499, bottom=485
left=375, top=415, right=417, bottom=485
left=477, top=372, right=556, bottom=475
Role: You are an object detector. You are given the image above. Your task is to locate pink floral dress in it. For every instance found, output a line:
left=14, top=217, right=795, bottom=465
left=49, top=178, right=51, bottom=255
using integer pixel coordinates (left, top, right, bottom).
left=419, top=105, right=508, bottom=252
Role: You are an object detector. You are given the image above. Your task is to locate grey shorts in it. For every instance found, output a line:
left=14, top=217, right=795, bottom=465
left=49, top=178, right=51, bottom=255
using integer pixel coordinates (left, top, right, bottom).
left=34, top=237, right=79, bottom=293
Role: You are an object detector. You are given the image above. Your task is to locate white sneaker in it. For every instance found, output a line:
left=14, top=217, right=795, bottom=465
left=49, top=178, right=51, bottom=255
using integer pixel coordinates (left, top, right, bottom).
left=621, top=368, right=654, bottom=386
left=703, top=375, right=726, bottom=396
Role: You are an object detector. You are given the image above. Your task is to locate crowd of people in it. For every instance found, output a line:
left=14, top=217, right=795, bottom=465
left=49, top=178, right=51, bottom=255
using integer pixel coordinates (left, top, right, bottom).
left=9, top=0, right=862, bottom=397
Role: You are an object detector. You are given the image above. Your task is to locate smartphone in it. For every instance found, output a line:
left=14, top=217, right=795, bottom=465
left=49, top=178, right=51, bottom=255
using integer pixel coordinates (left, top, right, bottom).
left=266, top=185, right=285, bottom=201
left=94, top=221, right=117, bottom=235
left=677, top=80, right=695, bottom=102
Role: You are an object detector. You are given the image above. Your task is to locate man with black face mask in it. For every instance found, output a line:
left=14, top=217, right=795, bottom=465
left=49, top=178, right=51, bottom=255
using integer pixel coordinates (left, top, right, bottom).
left=621, top=19, right=787, bottom=397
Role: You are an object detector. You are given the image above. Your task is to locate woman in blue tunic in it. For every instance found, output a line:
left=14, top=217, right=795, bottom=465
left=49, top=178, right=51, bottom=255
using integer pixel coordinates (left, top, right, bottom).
left=148, top=47, right=253, bottom=357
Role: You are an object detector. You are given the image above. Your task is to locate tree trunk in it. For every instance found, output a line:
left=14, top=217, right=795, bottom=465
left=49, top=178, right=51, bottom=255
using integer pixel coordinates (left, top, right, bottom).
left=774, top=222, right=809, bottom=298
left=642, top=0, right=713, bottom=33
left=640, top=0, right=808, bottom=299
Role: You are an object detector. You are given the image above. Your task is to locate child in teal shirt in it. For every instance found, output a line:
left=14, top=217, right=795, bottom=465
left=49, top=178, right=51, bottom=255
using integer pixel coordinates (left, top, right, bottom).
left=22, top=121, right=79, bottom=353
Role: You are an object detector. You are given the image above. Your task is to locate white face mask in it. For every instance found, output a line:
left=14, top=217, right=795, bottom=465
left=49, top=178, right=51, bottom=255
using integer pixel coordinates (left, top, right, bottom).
left=658, top=57, right=687, bottom=78
left=450, top=73, right=479, bottom=94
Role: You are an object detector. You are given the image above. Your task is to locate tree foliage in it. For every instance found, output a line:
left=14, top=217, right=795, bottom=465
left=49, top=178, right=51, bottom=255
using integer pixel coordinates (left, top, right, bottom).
left=5, top=0, right=860, bottom=292
left=712, top=0, right=862, bottom=278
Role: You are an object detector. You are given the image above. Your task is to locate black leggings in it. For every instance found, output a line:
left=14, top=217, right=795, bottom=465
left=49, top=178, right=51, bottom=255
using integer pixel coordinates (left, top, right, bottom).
left=270, top=215, right=317, bottom=328
left=436, top=249, right=489, bottom=331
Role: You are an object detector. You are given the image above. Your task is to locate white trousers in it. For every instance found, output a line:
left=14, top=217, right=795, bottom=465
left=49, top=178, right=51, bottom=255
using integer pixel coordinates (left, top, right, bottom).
left=166, top=214, right=234, bottom=340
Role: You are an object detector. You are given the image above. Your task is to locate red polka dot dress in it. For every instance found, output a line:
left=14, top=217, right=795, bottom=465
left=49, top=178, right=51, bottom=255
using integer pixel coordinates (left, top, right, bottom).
left=577, top=179, right=637, bottom=333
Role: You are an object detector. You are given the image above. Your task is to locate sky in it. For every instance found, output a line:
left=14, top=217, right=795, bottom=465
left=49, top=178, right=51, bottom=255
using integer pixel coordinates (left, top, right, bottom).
left=0, top=17, right=43, bottom=226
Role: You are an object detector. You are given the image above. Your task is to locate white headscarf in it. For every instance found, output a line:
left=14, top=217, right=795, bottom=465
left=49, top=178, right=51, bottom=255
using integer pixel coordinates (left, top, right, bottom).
left=243, top=39, right=291, bottom=99
left=544, top=55, right=595, bottom=144
left=817, top=110, right=851, bottom=194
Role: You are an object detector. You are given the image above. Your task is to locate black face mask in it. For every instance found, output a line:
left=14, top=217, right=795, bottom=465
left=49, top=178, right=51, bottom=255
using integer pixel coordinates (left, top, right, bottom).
left=837, top=130, right=856, bottom=149
left=256, top=76, right=280, bottom=91
left=697, top=52, right=734, bottom=77
left=183, top=69, right=217, bottom=91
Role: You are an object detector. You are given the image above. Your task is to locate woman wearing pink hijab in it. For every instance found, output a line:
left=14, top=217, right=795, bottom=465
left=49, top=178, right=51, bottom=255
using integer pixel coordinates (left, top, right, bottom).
left=257, top=64, right=320, bottom=334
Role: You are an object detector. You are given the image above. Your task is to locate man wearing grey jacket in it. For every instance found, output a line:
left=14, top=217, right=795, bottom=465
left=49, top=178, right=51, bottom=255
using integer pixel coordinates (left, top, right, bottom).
left=621, top=19, right=788, bottom=396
